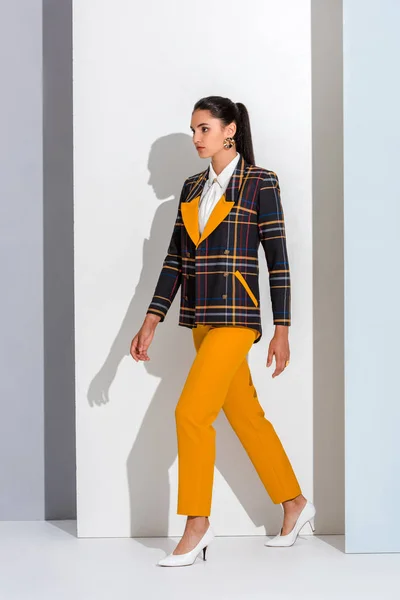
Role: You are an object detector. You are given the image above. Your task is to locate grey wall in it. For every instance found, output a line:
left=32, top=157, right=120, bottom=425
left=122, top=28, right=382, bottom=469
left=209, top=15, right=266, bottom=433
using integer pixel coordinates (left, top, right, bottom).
left=43, top=0, right=75, bottom=520
left=0, top=0, right=75, bottom=520
left=311, top=0, right=345, bottom=534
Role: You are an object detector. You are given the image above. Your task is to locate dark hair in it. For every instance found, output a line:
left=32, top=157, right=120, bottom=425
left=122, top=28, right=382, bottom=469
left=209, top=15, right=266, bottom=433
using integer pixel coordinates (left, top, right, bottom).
left=192, top=96, right=255, bottom=165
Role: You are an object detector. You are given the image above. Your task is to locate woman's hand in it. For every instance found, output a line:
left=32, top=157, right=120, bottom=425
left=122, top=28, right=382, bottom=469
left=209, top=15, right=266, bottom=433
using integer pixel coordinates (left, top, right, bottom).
left=266, top=326, right=290, bottom=378
left=130, top=314, right=160, bottom=362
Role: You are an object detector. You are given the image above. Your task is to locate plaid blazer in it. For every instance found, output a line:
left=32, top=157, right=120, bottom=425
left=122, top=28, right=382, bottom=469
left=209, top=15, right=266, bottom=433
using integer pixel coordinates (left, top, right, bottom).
left=146, top=155, right=291, bottom=344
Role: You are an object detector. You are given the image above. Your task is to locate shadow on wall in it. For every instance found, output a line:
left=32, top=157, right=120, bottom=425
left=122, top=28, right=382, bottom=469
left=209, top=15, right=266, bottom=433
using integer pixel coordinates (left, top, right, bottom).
left=86, top=132, right=282, bottom=539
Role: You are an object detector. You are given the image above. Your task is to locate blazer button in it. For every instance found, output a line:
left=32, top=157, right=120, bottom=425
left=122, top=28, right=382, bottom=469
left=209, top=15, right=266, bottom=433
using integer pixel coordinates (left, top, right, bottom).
left=186, top=252, right=190, bottom=257
left=184, top=295, right=188, bottom=300
left=224, top=249, right=230, bottom=254
left=223, top=272, right=228, bottom=277
left=222, top=294, right=227, bottom=299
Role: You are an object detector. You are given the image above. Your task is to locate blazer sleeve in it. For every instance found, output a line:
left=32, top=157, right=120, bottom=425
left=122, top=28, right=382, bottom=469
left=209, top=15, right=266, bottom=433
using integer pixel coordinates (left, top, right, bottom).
left=146, top=181, right=187, bottom=322
left=257, top=171, right=291, bottom=326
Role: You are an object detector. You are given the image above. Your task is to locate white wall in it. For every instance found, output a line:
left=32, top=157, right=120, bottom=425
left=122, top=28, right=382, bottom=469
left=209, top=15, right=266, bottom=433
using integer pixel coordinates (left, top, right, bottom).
left=73, top=0, right=313, bottom=537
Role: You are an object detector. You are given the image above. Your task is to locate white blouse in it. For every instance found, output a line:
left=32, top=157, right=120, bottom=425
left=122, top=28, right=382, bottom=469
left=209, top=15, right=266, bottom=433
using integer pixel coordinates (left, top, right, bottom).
left=198, top=152, right=241, bottom=235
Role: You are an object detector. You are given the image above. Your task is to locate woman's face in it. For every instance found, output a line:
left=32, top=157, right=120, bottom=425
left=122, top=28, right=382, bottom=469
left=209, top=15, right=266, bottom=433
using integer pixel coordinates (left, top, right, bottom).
left=190, top=109, right=236, bottom=159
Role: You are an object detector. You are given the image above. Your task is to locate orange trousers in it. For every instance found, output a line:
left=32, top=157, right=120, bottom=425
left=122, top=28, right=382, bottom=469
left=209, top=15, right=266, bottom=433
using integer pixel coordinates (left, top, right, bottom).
left=175, top=324, right=302, bottom=516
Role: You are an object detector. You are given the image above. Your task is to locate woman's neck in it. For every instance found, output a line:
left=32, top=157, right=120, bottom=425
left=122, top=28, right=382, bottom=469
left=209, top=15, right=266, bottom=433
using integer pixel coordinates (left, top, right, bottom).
left=211, top=149, right=238, bottom=176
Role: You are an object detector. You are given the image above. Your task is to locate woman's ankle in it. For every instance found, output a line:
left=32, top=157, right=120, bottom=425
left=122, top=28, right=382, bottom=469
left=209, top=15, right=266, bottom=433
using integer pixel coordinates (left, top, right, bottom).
left=282, top=494, right=306, bottom=509
left=186, top=515, right=209, bottom=529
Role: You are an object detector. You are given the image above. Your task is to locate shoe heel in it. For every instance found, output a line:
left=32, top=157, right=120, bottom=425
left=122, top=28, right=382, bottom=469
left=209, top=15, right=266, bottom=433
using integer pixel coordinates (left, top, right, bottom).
left=202, top=545, right=208, bottom=561
left=309, top=519, right=315, bottom=532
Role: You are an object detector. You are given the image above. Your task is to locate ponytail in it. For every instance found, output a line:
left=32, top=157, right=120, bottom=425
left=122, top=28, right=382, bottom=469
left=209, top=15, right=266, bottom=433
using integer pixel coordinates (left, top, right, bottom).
left=235, top=102, right=255, bottom=165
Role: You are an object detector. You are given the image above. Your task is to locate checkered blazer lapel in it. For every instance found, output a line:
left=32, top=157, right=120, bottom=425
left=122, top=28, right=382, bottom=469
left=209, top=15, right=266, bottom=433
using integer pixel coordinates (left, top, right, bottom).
left=181, top=156, right=248, bottom=247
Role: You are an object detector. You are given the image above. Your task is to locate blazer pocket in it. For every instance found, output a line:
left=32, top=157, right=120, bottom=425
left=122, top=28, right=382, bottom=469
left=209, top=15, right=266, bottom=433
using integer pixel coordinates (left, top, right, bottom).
left=234, top=270, right=258, bottom=307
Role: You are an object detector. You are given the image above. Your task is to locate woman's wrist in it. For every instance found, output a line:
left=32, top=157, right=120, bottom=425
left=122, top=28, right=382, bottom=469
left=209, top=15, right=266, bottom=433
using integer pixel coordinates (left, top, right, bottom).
left=274, top=324, right=289, bottom=336
left=144, top=312, right=162, bottom=326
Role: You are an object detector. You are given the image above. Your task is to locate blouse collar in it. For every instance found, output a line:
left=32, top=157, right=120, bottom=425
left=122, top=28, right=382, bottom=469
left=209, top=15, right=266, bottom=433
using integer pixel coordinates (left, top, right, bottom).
left=207, top=152, right=241, bottom=189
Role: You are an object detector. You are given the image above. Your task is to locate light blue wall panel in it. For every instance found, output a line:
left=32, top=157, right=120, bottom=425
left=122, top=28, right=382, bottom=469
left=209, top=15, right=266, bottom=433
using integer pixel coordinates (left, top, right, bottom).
left=344, top=0, right=400, bottom=552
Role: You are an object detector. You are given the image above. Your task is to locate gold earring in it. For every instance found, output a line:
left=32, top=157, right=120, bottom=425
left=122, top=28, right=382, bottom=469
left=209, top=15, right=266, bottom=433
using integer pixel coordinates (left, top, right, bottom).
left=223, top=136, right=236, bottom=149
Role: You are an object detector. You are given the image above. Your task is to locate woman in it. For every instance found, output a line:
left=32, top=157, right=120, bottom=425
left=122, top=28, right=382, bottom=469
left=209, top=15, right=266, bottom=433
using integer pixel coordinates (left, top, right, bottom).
left=130, top=96, right=316, bottom=567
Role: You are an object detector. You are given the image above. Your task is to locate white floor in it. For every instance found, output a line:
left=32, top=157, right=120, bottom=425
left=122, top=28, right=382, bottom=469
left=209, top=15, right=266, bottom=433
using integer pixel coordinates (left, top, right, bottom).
left=0, top=522, right=399, bottom=600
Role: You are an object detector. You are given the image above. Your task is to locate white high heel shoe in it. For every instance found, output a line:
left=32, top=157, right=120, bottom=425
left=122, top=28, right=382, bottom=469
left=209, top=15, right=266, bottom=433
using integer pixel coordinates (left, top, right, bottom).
left=264, top=500, right=316, bottom=547
left=157, top=523, right=215, bottom=567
